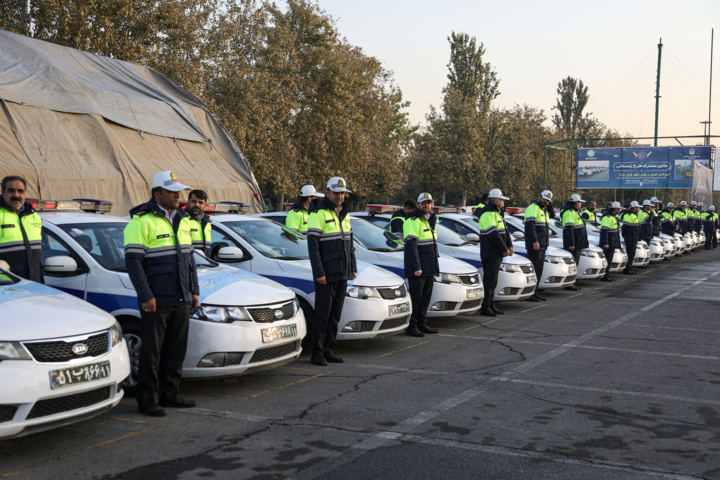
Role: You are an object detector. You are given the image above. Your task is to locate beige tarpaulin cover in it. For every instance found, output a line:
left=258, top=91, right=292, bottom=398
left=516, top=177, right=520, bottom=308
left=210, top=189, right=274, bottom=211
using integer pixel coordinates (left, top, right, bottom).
left=0, top=29, right=263, bottom=213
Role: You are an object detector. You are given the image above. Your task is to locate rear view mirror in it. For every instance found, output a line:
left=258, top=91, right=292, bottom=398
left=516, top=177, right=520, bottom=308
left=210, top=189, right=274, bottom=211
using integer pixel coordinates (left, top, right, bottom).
left=465, top=233, right=480, bottom=243
left=217, top=247, right=244, bottom=261
left=43, top=256, right=78, bottom=273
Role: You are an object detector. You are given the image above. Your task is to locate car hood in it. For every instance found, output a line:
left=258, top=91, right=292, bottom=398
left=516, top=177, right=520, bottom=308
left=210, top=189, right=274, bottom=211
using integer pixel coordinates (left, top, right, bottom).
left=438, top=255, right=478, bottom=275
left=546, top=246, right=573, bottom=257
left=352, top=263, right=405, bottom=288
left=1, top=282, right=116, bottom=341
left=198, top=269, right=294, bottom=307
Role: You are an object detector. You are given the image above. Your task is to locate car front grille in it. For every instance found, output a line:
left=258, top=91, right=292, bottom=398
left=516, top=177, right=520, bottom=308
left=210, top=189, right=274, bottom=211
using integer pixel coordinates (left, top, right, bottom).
left=520, top=265, right=534, bottom=274
left=26, top=386, right=111, bottom=419
left=226, top=353, right=244, bottom=365
left=249, top=341, right=298, bottom=364
left=520, top=286, right=535, bottom=295
left=377, top=285, right=407, bottom=300
left=443, top=302, right=458, bottom=311
left=565, top=275, right=577, bottom=282
left=458, top=275, right=480, bottom=285
left=0, top=405, right=18, bottom=423
left=247, top=301, right=295, bottom=323
left=23, top=332, right=109, bottom=363
left=379, top=316, right=409, bottom=330
left=460, top=300, right=482, bottom=310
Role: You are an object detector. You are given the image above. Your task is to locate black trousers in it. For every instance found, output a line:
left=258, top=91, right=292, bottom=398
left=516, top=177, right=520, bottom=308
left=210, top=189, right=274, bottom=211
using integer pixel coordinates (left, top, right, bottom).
left=408, top=276, right=434, bottom=328
left=136, top=303, right=190, bottom=407
left=527, top=247, right=546, bottom=293
left=313, top=280, right=347, bottom=356
left=705, top=232, right=713, bottom=249
left=566, top=247, right=581, bottom=270
left=481, top=256, right=503, bottom=309
left=602, top=248, right=615, bottom=278
left=625, top=241, right=637, bottom=271
left=714, top=231, right=718, bottom=248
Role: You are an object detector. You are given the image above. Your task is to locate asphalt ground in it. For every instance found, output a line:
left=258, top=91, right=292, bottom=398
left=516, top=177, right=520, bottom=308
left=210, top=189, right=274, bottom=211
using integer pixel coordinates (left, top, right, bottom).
left=3, top=250, right=720, bottom=479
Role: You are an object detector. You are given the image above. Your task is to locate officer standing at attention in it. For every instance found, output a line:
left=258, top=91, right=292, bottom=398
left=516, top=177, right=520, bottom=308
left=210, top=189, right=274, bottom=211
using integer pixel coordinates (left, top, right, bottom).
left=675, top=201, right=688, bottom=237
left=703, top=206, right=717, bottom=250
left=287, top=185, right=324, bottom=233
left=479, top=189, right=513, bottom=317
left=524, top=190, right=554, bottom=302
left=403, top=193, right=440, bottom=337
left=650, top=197, right=663, bottom=239
left=390, top=199, right=417, bottom=236
left=660, top=203, right=678, bottom=236
left=581, top=201, right=598, bottom=226
left=637, top=200, right=655, bottom=269
left=688, top=201, right=699, bottom=251
left=620, top=201, right=641, bottom=275
left=124, top=171, right=199, bottom=416
left=187, top=190, right=212, bottom=256
left=695, top=203, right=704, bottom=240
left=0, top=176, right=43, bottom=282
left=472, top=193, right=489, bottom=218
left=599, top=202, right=622, bottom=282
left=559, top=194, right=589, bottom=291
left=306, top=177, right=357, bottom=366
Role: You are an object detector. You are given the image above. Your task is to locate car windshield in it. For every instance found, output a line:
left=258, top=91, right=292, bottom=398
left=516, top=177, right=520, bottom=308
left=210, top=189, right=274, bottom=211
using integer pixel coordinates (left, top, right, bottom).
left=194, top=251, right=218, bottom=268
left=435, top=223, right=471, bottom=246
left=0, top=269, right=19, bottom=286
left=59, top=223, right=128, bottom=271
left=350, top=218, right=404, bottom=251
left=221, top=220, right=309, bottom=259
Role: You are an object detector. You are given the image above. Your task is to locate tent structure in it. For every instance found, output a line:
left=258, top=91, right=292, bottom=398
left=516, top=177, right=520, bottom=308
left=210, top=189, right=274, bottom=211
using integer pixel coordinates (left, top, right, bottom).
left=0, top=29, right=264, bottom=214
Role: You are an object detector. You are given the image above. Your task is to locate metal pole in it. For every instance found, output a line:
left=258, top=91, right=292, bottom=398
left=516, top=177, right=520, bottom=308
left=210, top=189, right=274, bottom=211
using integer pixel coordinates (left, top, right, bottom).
left=709, top=28, right=714, bottom=146
left=654, top=38, right=663, bottom=147
left=544, top=146, right=547, bottom=191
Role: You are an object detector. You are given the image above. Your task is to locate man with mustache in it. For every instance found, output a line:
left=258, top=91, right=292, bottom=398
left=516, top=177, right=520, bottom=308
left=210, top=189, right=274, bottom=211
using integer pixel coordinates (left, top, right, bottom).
left=0, top=175, right=43, bottom=282
left=187, top=190, right=212, bottom=256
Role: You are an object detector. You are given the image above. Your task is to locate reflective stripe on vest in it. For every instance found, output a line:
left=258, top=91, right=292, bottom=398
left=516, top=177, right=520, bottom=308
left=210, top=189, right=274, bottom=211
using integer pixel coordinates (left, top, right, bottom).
left=479, top=210, right=506, bottom=235
left=601, top=214, right=619, bottom=231
left=307, top=209, right=352, bottom=240
left=560, top=209, right=584, bottom=229
left=524, top=203, right=548, bottom=225
left=124, top=213, right=194, bottom=257
left=189, top=218, right=211, bottom=249
left=286, top=209, right=310, bottom=233
left=0, top=209, right=42, bottom=254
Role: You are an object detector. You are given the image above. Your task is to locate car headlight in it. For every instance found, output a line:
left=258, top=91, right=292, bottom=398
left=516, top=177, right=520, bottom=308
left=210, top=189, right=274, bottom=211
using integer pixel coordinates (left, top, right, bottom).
left=545, top=255, right=565, bottom=264
left=346, top=286, right=381, bottom=299
left=434, top=273, right=462, bottom=284
left=192, top=305, right=252, bottom=323
left=499, top=263, right=522, bottom=273
left=580, top=250, right=599, bottom=257
left=0, top=342, right=32, bottom=362
left=110, top=320, right=123, bottom=347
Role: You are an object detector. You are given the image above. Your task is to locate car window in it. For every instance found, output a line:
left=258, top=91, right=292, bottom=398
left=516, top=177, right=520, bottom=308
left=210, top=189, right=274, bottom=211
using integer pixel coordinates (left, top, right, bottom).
left=221, top=220, right=309, bottom=260
left=350, top=218, right=404, bottom=251
left=41, top=229, right=89, bottom=276
left=441, top=218, right=478, bottom=238
left=208, top=227, right=252, bottom=263
left=57, top=223, right=127, bottom=272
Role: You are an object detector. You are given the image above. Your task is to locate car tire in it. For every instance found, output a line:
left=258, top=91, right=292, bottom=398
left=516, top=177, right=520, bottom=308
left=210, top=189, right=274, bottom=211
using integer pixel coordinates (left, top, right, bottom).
left=118, top=319, right=142, bottom=397
left=297, top=296, right=315, bottom=351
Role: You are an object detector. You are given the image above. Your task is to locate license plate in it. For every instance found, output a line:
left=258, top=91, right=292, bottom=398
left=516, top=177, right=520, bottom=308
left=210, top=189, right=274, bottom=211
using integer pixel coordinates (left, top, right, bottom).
left=49, top=361, right=111, bottom=390
left=262, top=324, right=297, bottom=343
left=388, top=302, right=410, bottom=316
left=568, top=266, right=577, bottom=274
left=527, top=275, right=537, bottom=284
left=466, top=288, right=482, bottom=298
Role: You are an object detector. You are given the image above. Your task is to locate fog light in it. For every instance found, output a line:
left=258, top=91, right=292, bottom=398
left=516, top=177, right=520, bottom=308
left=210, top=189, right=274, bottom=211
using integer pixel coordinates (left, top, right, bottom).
left=198, top=353, right=226, bottom=368
left=430, top=302, right=446, bottom=311
left=342, top=321, right=363, bottom=332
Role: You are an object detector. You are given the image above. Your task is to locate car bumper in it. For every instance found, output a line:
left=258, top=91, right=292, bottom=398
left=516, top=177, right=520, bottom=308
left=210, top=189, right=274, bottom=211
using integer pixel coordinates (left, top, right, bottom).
left=0, top=340, right=129, bottom=440
left=538, top=262, right=578, bottom=290
left=337, top=296, right=413, bottom=340
left=182, top=313, right=307, bottom=378
left=495, top=272, right=537, bottom=302
left=577, top=256, right=606, bottom=279
left=427, top=281, right=484, bottom=316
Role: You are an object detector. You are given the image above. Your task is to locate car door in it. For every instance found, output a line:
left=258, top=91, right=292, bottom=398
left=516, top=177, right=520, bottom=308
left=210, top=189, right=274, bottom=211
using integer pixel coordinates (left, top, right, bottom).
left=41, top=228, right=90, bottom=300
left=208, top=225, right=253, bottom=272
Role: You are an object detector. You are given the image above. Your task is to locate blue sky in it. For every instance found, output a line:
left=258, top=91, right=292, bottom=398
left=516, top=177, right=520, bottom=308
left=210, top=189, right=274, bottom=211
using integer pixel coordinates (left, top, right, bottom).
left=320, top=0, right=719, bottom=145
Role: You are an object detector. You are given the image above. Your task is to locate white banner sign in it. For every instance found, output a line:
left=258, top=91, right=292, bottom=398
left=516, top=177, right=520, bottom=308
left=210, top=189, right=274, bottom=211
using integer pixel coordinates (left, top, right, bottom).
left=692, top=160, right=713, bottom=207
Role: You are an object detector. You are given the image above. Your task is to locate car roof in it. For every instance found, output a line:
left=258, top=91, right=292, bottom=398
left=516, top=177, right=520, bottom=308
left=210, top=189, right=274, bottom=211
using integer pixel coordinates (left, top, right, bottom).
left=39, top=212, right=129, bottom=225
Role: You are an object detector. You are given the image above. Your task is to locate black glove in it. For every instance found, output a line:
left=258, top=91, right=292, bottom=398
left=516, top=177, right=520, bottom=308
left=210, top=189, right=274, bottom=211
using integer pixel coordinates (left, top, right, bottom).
left=546, top=202, right=556, bottom=219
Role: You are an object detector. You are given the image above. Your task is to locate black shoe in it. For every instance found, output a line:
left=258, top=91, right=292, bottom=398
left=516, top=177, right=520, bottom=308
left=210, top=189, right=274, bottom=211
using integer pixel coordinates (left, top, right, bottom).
left=418, top=325, right=439, bottom=334
left=491, top=306, right=505, bottom=315
left=159, top=396, right=197, bottom=409
left=405, top=326, right=425, bottom=337
left=534, top=293, right=547, bottom=301
left=623, top=270, right=633, bottom=275
left=324, top=353, right=344, bottom=363
left=480, top=307, right=497, bottom=317
left=601, top=276, right=613, bottom=282
left=636, top=266, right=649, bottom=269
left=630, top=270, right=638, bottom=275
left=564, top=285, right=580, bottom=291
left=138, top=404, right=167, bottom=417
left=526, top=295, right=541, bottom=302
left=311, top=354, right=328, bottom=366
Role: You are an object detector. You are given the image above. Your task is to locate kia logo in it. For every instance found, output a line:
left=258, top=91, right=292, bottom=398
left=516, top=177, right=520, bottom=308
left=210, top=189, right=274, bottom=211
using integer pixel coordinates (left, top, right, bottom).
left=274, top=309, right=284, bottom=319
left=395, top=289, right=402, bottom=297
left=72, top=343, right=88, bottom=355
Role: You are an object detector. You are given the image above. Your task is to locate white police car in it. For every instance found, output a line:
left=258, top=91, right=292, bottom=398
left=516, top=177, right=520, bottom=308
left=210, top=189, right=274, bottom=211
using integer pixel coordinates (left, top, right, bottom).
left=585, top=221, right=650, bottom=268
left=437, top=213, right=578, bottom=290
left=0, top=265, right=129, bottom=440
left=203, top=210, right=412, bottom=339
left=34, top=200, right=306, bottom=382
left=259, top=211, right=485, bottom=315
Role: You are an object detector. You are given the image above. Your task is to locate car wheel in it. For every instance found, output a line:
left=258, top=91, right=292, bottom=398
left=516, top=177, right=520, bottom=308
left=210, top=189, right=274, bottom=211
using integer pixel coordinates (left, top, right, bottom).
left=121, top=333, right=142, bottom=396
left=297, top=296, right=315, bottom=351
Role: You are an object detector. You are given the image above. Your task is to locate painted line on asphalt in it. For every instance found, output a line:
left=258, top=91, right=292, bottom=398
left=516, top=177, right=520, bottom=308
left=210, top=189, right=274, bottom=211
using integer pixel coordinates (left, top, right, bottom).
left=246, top=373, right=326, bottom=399
left=521, top=304, right=546, bottom=313
left=351, top=363, right=447, bottom=375
left=500, top=339, right=720, bottom=360
left=563, top=293, right=582, bottom=300
left=281, top=366, right=323, bottom=373
left=377, top=340, right=431, bottom=358
left=496, top=268, right=720, bottom=379
left=175, top=408, right=269, bottom=422
left=399, top=434, right=700, bottom=480
left=1, top=426, right=158, bottom=478
left=463, top=318, right=500, bottom=330
left=492, top=378, right=720, bottom=407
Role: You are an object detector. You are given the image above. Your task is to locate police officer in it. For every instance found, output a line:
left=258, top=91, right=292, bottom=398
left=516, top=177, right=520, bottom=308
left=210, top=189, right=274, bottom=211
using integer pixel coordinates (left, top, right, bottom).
left=650, top=197, right=663, bottom=239
left=187, top=190, right=212, bottom=256
left=637, top=200, right=655, bottom=269
left=478, top=189, right=513, bottom=317
left=600, top=202, right=622, bottom=282
left=703, top=206, right=717, bottom=250
left=403, top=193, right=440, bottom=336
left=472, top=193, right=489, bottom=218
left=581, top=201, right=598, bottom=226
left=287, top=185, right=324, bottom=233
left=620, top=201, right=641, bottom=275
left=559, top=194, right=589, bottom=291
left=675, top=201, right=688, bottom=237
left=390, top=199, right=417, bottom=235
left=524, top=190, right=554, bottom=302
left=688, top=201, right=700, bottom=251
left=306, top=177, right=357, bottom=366
left=124, top=171, right=199, bottom=416
left=695, top=203, right=704, bottom=238
left=660, top=202, right=677, bottom=237
left=0, top=176, right=43, bottom=282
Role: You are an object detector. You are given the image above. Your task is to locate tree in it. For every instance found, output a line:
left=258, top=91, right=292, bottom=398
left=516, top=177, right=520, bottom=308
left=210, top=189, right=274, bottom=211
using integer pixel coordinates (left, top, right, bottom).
left=551, top=76, right=598, bottom=141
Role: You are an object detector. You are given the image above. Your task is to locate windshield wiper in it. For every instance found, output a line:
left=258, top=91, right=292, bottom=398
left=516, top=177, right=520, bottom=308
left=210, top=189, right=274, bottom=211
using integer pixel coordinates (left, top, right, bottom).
left=445, top=243, right=463, bottom=247
left=109, top=267, right=127, bottom=272
left=273, top=256, right=303, bottom=260
left=369, top=247, right=403, bottom=252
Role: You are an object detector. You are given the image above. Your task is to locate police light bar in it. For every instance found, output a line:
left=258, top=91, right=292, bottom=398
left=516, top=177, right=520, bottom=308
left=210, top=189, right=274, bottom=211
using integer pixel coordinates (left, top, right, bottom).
left=285, top=203, right=294, bottom=211
left=72, top=199, right=113, bottom=213
left=28, top=198, right=112, bottom=213
left=433, top=206, right=462, bottom=214
left=219, top=201, right=251, bottom=214
left=505, top=207, right=525, bottom=214
left=365, top=204, right=395, bottom=214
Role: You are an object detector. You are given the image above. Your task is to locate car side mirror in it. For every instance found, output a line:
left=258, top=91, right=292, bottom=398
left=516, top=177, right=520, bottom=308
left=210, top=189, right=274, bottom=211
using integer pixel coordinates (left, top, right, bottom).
left=43, top=256, right=78, bottom=273
left=465, top=233, right=480, bottom=243
left=514, top=232, right=525, bottom=240
left=217, top=247, right=244, bottom=261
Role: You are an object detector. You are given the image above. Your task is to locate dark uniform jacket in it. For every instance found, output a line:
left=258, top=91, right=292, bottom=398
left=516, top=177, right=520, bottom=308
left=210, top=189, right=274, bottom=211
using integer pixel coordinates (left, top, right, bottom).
left=559, top=203, right=589, bottom=250
left=125, top=199, right=199, bottom=307
left=403, top=208, right=440, bottom=278
left=306, top=197, right=357, bottom=283
left=189, top=214, right=212, bottom=256
left=620, top=210, right=640, bottom=242
left=390, top=208, right=406, bottom=235
left=523, top=202, right=549, bottom=248
left=652, top=208, right=662, bottom=237
left=478, top=204, right=513, bottom=259
left=703, top=212, right=718, bottom=232
left=694, top=211, right=703, bottom=232
left=599, top=214, right=622, bottom=249
left=472, top=203, right=486, bottom=218
left=638, top=209, right=654, bottom=243
left=0, top=197, right=43, bottom=282
left=660, top=209, right=676, bottom=235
